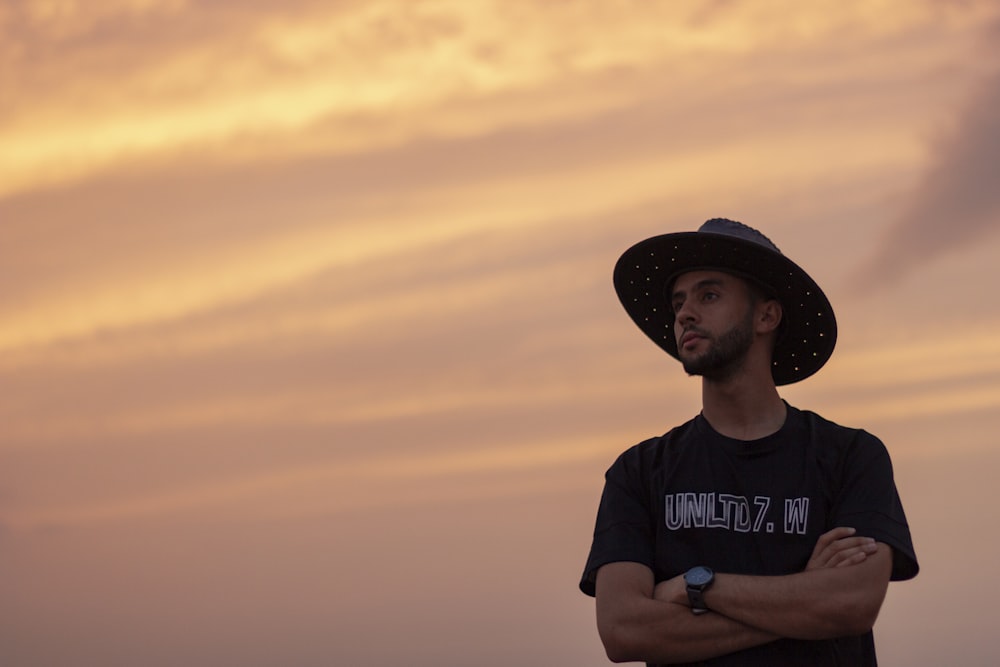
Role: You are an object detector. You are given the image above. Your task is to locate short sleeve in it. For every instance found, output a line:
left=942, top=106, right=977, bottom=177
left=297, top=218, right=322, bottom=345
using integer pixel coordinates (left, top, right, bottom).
left=579, top=449, right=656, bottom=596
left=832, top=432, right=919, bottom=581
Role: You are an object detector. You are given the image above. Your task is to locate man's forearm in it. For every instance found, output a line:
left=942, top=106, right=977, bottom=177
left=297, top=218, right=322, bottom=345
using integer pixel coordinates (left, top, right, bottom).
left=597, top=561, right=778, bottom=664
left=702, top=545, right=892, bottom=640
left=599, top=595, right=777, bottom=664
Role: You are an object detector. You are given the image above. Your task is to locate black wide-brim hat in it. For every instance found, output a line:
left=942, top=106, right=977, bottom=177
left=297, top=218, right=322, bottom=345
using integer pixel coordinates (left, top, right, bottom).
left=613, top=218, right=837, bottom=385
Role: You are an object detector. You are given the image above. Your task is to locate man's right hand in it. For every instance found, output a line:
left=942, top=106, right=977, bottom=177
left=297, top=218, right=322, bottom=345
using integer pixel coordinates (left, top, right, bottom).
left=806, top=527, right=878, bottom=571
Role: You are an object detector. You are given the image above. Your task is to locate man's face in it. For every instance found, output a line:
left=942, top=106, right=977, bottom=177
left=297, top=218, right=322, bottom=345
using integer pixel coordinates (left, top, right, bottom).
left=670, top=270, right=756, bottom=381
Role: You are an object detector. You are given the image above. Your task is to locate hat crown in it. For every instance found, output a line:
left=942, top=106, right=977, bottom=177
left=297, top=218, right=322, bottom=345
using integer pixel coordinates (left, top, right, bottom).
left=699, top=218, right=781, bottom=254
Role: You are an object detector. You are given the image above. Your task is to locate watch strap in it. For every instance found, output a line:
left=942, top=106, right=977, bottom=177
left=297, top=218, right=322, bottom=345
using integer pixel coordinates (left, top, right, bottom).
left=687, top=586, right=710, bottom=614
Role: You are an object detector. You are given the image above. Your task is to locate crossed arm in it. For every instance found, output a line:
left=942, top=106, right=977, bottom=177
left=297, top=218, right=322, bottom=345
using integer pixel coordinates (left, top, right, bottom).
left=594, top=528, right=893, bottom=664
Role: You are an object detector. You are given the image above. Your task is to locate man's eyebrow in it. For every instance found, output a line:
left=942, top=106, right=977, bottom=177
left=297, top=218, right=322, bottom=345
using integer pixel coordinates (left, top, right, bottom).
left=672, top=278, right=726, bottom=299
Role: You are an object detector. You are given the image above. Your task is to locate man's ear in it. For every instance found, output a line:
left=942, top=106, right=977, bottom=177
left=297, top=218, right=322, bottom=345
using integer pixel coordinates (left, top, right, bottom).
left=756, top=299, right=783, bottom=334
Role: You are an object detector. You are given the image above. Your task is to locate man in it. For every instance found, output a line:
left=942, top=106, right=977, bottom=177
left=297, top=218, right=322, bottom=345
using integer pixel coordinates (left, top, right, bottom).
left=579, top=219, right=918, bottom=666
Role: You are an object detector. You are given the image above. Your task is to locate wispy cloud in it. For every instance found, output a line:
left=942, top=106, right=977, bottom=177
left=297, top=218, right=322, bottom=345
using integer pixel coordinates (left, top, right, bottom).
left=2, top=0, right=985, bottom=197
left=851, top=68, right=1000, bottom=288
left=0, top=100, right=930, bottom=358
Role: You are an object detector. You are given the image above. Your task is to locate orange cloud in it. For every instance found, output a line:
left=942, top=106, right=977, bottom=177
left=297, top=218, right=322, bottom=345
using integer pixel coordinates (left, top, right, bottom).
left=3, top=0, right=988, bottom=196
left=0, top=117, right=921, bottom=358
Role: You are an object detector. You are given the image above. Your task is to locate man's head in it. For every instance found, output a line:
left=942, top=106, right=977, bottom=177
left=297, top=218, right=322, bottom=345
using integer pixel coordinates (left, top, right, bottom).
left=670, top=269, right=783, bottom=382
left=612, top=218, right=835, bottom=385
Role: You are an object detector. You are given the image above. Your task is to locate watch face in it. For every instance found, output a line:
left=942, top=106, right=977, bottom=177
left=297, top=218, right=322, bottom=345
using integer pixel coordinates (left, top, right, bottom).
left=686, top=566, right=713, bottom=586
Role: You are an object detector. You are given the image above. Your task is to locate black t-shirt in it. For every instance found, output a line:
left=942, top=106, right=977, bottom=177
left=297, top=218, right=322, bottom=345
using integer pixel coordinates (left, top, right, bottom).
left=580, top=404, right=918, bottom=667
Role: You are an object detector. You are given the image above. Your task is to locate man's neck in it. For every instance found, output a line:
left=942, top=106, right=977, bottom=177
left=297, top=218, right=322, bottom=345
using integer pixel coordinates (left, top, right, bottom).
left=700, top=374, right=786, bottom=441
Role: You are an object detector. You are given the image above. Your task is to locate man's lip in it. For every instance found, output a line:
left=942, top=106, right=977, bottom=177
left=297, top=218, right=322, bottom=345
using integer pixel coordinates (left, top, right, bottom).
left=680, top=331, right=705, bottom=347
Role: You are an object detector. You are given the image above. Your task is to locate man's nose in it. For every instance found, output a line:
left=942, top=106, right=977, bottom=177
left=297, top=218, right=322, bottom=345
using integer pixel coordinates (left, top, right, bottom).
left=674, top=300, right=696, bottom=324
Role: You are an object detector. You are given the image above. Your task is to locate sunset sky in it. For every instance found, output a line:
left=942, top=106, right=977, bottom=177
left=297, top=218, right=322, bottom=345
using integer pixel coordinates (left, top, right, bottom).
left=2, top=1, right=1000, bottom=665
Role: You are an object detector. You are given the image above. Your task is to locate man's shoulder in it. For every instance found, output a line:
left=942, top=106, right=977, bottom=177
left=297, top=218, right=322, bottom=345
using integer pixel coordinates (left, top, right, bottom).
left=792, top=405, right=873, bottom=435
left=790, top=405, right=887, bottom=453
left=623, top=414, right=701, bottom=452
left=606, top=414, right=703, bottom=473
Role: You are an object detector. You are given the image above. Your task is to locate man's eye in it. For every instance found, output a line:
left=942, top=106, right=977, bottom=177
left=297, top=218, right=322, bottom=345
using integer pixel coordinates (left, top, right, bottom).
left=703, top=292, right=718, bottom=302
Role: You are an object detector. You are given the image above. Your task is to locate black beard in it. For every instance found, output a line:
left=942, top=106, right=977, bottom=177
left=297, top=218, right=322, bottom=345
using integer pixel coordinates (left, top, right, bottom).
left=681, top=312, right=754, bottom=382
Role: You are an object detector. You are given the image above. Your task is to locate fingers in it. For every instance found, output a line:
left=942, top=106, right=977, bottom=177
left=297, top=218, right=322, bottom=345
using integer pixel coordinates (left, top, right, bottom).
left=833, top=547, right=874, bottom=568
left=810, top=527, right=857, bottom=558
left=806, top=527, right=879, bottom=570
left=653, top=574, right=689, bottom=605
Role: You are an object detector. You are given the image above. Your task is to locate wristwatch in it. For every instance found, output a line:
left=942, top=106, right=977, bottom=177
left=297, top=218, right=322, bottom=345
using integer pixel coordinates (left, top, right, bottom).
left=683, top=566, right=715, bottom=615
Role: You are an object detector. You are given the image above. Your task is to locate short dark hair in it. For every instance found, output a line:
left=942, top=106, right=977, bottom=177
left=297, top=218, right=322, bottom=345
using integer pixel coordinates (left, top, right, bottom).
left=745, top=278, right=777, bottom=305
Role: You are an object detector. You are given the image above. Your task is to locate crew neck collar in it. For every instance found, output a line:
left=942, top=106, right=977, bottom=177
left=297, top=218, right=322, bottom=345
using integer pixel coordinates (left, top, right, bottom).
left=694, top=402, right=799, bottom=455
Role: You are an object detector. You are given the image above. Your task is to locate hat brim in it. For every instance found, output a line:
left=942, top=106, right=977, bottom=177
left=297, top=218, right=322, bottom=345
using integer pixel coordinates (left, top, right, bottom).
left=613, top=231, right=837, bottom=385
